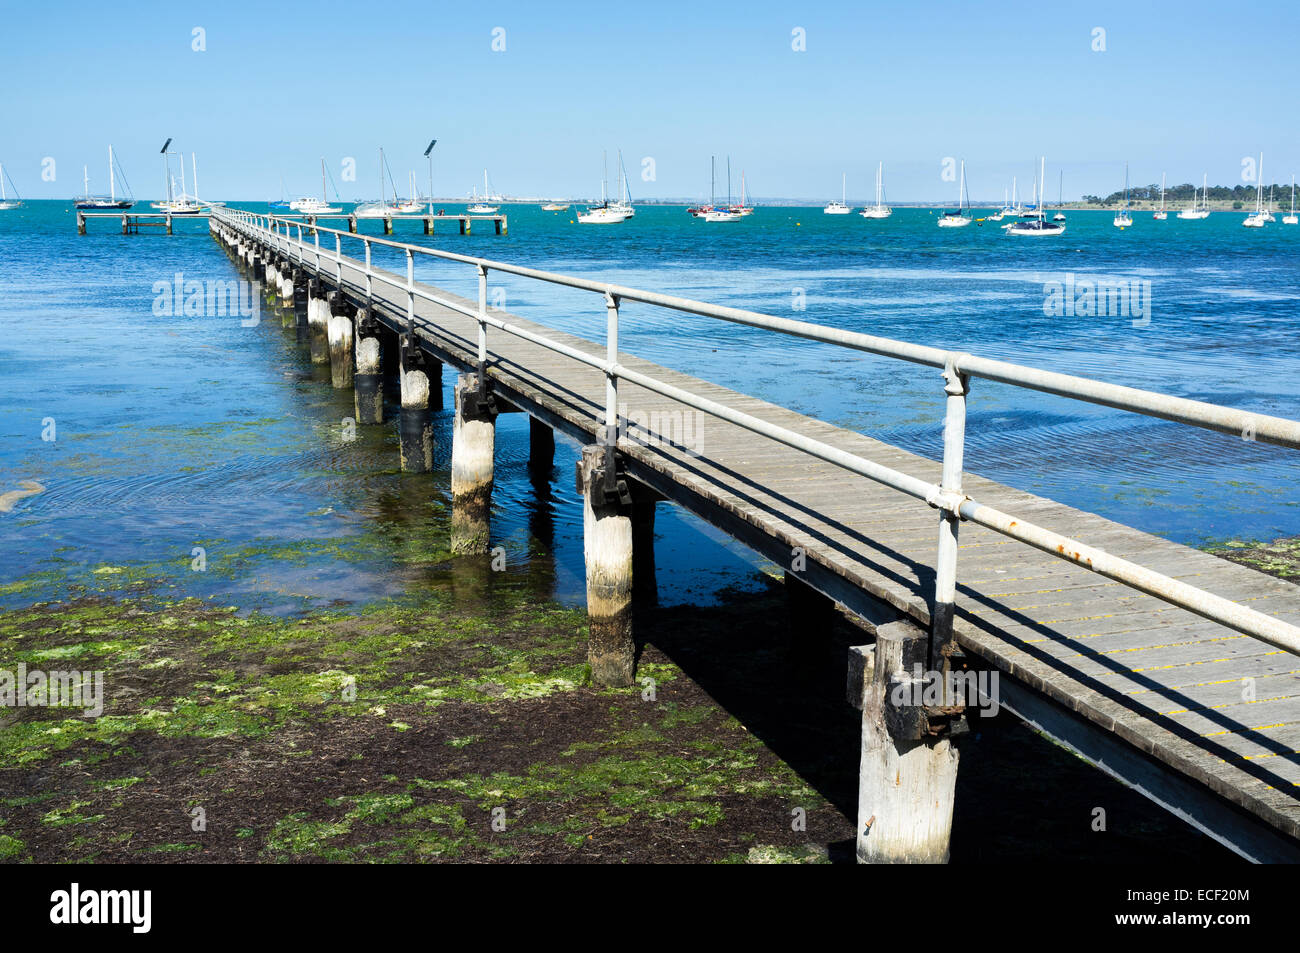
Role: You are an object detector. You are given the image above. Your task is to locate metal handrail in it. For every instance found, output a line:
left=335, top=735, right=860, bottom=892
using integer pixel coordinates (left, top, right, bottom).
left=213, top=209, right=1300, bottom=661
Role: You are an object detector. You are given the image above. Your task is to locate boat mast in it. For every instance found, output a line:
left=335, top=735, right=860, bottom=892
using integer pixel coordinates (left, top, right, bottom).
left=321, top=158, right=327, bottom=202
left=83, top=165, right=89, bottom=200
left=710, top=156, right=715, bottom=207
left=179, top=152, right=189, bottom=201
left=192, top=153, right=199, bottom=204
left=841, top=171, right=846, bottom=205
left=109, top=145, right=116, bottom=203
left=380, top=149, right=385, bottom=205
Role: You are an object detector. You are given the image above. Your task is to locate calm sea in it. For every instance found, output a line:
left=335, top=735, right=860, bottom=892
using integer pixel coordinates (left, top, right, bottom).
left=2, top=200, right=1297, bottom=610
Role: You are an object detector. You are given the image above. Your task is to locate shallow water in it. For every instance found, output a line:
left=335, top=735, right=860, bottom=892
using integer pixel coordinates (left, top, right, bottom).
left=2, top=200, right=1297, bottom=611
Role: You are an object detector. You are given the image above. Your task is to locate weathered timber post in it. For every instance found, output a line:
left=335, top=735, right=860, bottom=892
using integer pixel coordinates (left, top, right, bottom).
left=327, top=292, right=355, bottom=389
left=265, top=256, right=279, bottom=296
left=398, top=334, right=436, bottom=473
left=459, top=218, right=469, bottom=235
left=121, top=214, right=128, bottom=235
left=290, top=270, right=308, bottom=333
left=450, top=373, right=497, bottom=554
left=852, top=619, right=962, bottom=864
left=166, top=214, right=172, bottom=236
left=348, top=215, right=357, bottom=234
left=307, top=279, right=329, bottom=365
left=577, top=445, right=635, bottom=687
left=495, top=218, right=504, bottom=235
left=423, top=217, right=432, bottom=235
left=383, top=216, right=393, bottom=235
left=77, top=212, right=86, bottom=235
left=353, top=309, right=383, bottom=424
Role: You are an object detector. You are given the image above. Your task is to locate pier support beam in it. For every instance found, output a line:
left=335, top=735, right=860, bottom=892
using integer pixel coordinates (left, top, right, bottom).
left=632, top=494, right=658, bottom=607
left=77, top=212, right=86, bottom=236
left=348, top=215, right=357, bottom=233
left=450, top=373, right=497, bottom=554
left=353, top=309, right=383, bottom=424
left=278, top=263, right=293, bottom=304
left=290, top=271, right=307, bottom=330
left=423, top=217, right=433, bottom=235
left=853, top=620, right=961, bottom=864
left=307, top=279, right=329, bottom=365
left=383, top=216, right=393, bottom=235
left=398, top=335, right=436, bottom=473
left=578, top=445, right=635, bottom=687
left=327, top=292, right=355, bottom=389
left=459, top=218, right=469, bottom=235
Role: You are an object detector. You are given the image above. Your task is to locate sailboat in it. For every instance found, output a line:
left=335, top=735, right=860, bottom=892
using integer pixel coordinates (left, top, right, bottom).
left=860, top=162, right=892, bottom=219
left=1243, top=153, right=1268, bottom=227
left=824, top=173, right=852, bottom=214
left=1007, top=157, right=1065, bottom=236
left=467, top=170, right=499, bottom=214
left=268, top=176, right=292, bottom=211
left=608, top=151, right=636, bottom=218
left=1177, top=174, right=1210, bottom=219
left=1263, top=184, right=1277, bottom=223
left=75, top=145, right=134, bottom=209
left=540, top=201, right=569, bottom=211
left=704, top=157, right=742, bottom=221
left=355, top=149, right=402, bottom=218
left=156, top=152, right=203, bottom=214
left=0, top=163, right=21, bottom=210
left=937, top=160, right=972, bottom=227
left=395, top=172, right=425, bottom=213
left=1284, top=175, right=1298, bottom=225
left=577, top=151, right=629, bottom=224
left=289, top=158, right=341, bottom=214
left=1112, top=163, right=1133, bottom=228
left=1053, top=170, right=1066, bottom=221
left=688, top=157, right=718, bottom=217
left=730, top=169, right=753, bottom=216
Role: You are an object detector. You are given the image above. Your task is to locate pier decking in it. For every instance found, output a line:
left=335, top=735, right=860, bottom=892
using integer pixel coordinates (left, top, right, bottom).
left=205, top=209, right=1300, bottom=862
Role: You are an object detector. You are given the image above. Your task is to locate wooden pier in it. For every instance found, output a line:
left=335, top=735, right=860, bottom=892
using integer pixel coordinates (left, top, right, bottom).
left=285, top=212, right=507, bottom=236
left=77, top=210, right=211, bottom=235
left=206, top=209, right=1300, bottom=863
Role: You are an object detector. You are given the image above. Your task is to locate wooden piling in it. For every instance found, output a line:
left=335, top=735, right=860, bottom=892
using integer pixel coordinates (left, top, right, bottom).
left=383, top=216, right=393, bottom=235
left=289, top=271, right=306, bottom=330
left=459, top=218, right=469, bottom=235
left=327, top=293, right=355, bottom=389
left=854, top=620, right=960, bottom=864
left=450, top=373, right=496, bottom=554
left=77, top=212, right=86, bottom=236
left=423, top=217, right=432, bottom=235
left=353, top=309, right=383, bottom=424
left=307, top=279, right=329, bottom=364
left=348, top=215, right=357, bottom=234
left=398, top=335, right=435, bottom=473
left=578, top=446, right=635, bottom=687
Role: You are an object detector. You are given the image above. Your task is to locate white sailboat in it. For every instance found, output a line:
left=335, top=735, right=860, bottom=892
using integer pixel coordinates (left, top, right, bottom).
left=577, top=151, right=629, bottom=224
left=1177, top=174, right=1210, bottom=219
left=289, top=158, right=341, bottom=214
left=1053, top=170, right=1066, bottom=221
left=1007, top=157, right=1065, bottom=236
left=76, top=145, right=134, bottom=209
left=608, top=150, right=635, bottom=217
left=0, top=163, right=21, bottom=210
left=1243, top=153, right=1268, bottom=227
left=1113, top=163, right=1133, bottom=228
left=730, top=169, right=753, bottom=216
left=467, top=170, right=499, bottom=214
left=860, top=162, right=892, bottom=218
left=1284, top=175, right=1297, bottom=225
left=158, top=152, right=203, bottom=214
left=937, top=159, right=972, bottom=227
left=1153, top=172, right=1167, bottom=220
left=395, top=172, right=424, bottom=213
left=824, top=173, right=852, bottom=214
left=355, top=149, right=402, bottom=218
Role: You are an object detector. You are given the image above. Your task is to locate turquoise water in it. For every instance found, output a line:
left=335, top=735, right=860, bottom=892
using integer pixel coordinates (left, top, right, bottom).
left=2, top=200, right=1297, bottom=609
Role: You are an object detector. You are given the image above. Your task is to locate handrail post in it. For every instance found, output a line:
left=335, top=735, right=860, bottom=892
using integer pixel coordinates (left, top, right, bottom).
left=407, top=248, right=416, bottom=335
left=314, top=227, right=320, bottom=272
left=335, top=233, right=342, bottom=285
left=932, top=355, right=970, bottom=700
left=603, top=291, right=621, bottom=493
left=364, top=239, right=373, bottom=306
left=476, top=264, right=488, bottom=387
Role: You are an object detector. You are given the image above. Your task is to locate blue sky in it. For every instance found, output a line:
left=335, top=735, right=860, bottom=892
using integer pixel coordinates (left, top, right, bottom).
left=2, top=0, right=1298, bottom=202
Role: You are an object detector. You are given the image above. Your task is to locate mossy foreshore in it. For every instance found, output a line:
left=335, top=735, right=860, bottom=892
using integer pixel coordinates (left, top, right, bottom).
left=0, top=532, right=1253, bottom=863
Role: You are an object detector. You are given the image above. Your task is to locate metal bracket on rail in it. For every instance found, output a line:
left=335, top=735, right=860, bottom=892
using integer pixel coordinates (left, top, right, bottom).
left=460, top=364, right=498, bottom=418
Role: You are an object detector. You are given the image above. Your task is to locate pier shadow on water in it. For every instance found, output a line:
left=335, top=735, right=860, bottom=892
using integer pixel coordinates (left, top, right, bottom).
left=629, top=575, right=1241, bottom=864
